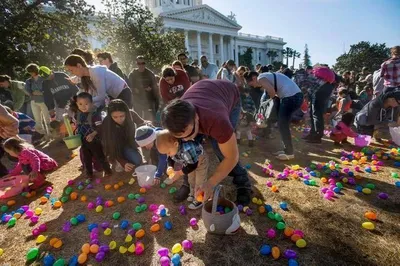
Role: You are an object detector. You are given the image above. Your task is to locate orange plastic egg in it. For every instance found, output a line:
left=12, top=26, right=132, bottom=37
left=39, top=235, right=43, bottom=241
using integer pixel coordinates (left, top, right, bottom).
left=271, top=185, right=278, bottom=192
left=70, top=192, right=78, bottom=200
left=150, top=224, right=160, bottom=232
left=196, top=192, right=204, bottom=202
left=53, top=201, right=62, bottom=208
left=7, top=200, right=16, bottom=206
left=50, top=238, right=62, bottom=248
left=284, top=227, right=294, bottom=237
left=117, top=197, right=125, bottom=203
left=81, top=243, right=90, bottom=254
left=105, top=184, right=112, bottom=190
left=365, top=211, right=377, bottom=220
left=291, top=234, right=302, bottom=242
left=113, top=184, right=120, bottom=190
left=135, top=229, right=145, bottom=238
left=78, top=253, right=87, bottom=264
left=90, top=244, right=99, bottom=254
left=13, top=213, right=21, bottom=219
left=40, top=196, right=48, bottom=204
left=139, top=187, right=146, bottom=194
left=118, top=181, right=124, bottom=186
left=271, top=246, right=280, bottom=259
left=321, top=177, right=328, bottom=183
left=80, top=195, right=87, bottom=202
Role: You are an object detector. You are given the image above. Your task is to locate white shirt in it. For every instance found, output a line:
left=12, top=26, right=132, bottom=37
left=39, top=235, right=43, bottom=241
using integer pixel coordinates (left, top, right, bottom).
left=258, top=72, right=301, bottom=98
left=201, top=63, right=218, bottom=79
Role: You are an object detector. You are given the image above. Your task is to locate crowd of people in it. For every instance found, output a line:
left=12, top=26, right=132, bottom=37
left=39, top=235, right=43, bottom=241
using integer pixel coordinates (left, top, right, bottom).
left=0, top=45, right=399, bottom=207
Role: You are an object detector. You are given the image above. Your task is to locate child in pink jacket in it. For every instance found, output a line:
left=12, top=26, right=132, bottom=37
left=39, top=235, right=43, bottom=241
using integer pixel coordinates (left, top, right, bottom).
left=3, top=137, right=57, bottom=189
left=330, top=112, right=358, bottom=146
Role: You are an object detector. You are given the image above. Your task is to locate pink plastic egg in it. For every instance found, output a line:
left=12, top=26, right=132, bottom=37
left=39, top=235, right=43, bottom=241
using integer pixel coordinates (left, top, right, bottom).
left=38, top=223, right=47, bottom=232
left=189, top=218, right=197, bottom=226
left=266, top=228, right=276, bottom=239
left=160, top=256, right=170, bottom=266
left=157, top=247, right=169, bottom=257
left=32, top=228, right=40, bottom=236
left=25, top=210, right=34, bottom=218
left=87, top=202, right=95, bottom=209
left=30, top=215, right=39, bottom=224
left=182, top=240, right=193, bottom=250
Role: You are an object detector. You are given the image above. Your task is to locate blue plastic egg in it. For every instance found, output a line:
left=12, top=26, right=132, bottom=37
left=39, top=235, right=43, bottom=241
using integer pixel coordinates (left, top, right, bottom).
left=304, top=180, right=310, bottom=185
left=43, top=254, right=56, bottom=266
left=68, top=255, right=78, bottom=266
left=279, top=202, right=288, bottom=210
left=160, top=209, right=167, bottom=217
left=310, top=171, right=316, bottom=177
left=288, top=259, right=299, bottom=266
left=394, top=162, right=400, bottom=167
left=120, top=220, right=129, bottom=229
left=264, top=204, right=273, bottom=212
left=395, top=181, right=400, bottom=188
left=260, top=244, right=271, bottom=255
left=333, top=187, right=341, bottom=193
left=164, top=221, right=173, bottom=230
left=76, top=214, right=86, bottom=223
left=355, top=185, right=363, bottom=192
left=88, top=223, right=98, bottom=232
left=348, top=171, right=354, bottom=177
left=171, top=254, right=181, bottom=265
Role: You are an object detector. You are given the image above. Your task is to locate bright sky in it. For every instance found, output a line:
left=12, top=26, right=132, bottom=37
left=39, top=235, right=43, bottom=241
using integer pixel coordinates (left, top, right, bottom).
left=86, top=0, right=400, bottom=66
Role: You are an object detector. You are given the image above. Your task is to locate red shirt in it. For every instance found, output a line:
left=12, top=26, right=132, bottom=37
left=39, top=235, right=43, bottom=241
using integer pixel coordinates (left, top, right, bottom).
left=159, top=69, right=190, bottom=103
left=182, top=80, right=240, bottom=144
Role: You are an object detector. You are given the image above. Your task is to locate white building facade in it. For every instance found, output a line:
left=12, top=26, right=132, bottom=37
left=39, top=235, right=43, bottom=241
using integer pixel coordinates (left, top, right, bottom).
left=144, top=0, right=285, bottom=67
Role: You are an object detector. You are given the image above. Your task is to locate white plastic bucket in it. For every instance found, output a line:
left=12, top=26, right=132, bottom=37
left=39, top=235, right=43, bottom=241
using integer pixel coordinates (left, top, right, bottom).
left=390, top=127, right=400, bottom=146
left=134, top=165, right=157, bottom=188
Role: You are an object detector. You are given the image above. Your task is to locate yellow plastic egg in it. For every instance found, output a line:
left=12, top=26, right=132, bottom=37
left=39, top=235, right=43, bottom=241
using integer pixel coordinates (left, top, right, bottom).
left=352, top=160, right=358, bottom=165
left=362, top=222, right=375, bottom=230
left=109, top=241, right=117, bottom=250
left=129, top=178, right=135, bottom=185
left=167, top=167, right=174, bottom=176
left=96, top=205, right=103, bottom=213
left=104, top=228, right=112, bottom=236
left=342, top=178, right=348, bottom=183
left=296, top=239, right=307, bottom=248
left=257, top=199, right=263, bottom=205
left=251, top=197, right=258, bottom=204
left=119, top=246, right=127, bottom=254
left=36, top=235, right=47, bottom=244
left=34, top=208, right=42, bottom=215
left=362, top=188, right=372, bottom=194
left=172, top=243, right=182, bottom=254
left=128, top=244, right=135, bottom=253
left=125, top=234, right=133, bottom=242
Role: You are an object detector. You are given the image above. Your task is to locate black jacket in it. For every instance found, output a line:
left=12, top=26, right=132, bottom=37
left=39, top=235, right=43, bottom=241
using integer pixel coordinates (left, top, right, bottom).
left=43, top=72, right=79, bottom=110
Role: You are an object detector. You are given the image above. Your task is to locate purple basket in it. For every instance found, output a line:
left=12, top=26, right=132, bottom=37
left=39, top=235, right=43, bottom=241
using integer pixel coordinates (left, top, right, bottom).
left=355, top=135, right=372, bottom=147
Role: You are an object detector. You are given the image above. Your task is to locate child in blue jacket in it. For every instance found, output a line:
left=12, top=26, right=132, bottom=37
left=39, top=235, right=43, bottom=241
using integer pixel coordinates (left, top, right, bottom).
left=135, top=126, right=167, bottom=185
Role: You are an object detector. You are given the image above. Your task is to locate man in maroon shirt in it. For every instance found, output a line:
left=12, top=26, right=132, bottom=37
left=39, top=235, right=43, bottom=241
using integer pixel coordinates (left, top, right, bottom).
left=161, top=79, right=251, bottom=205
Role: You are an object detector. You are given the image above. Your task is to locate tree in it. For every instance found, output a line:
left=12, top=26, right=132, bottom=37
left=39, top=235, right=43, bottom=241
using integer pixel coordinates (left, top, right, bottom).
left=266, top=50, right=278, bottom=64
left=292, top=50, right=301, bottom=69
left=0, top=0, right=94, bottom=78
left=96, top=0, right=185, bottom=73
left=334, top=41, right=390, bottom=73
left=282, top=47, right=293, bottom=67
left=239, top=48, right=253, bottom=69
left=303, top=44, right=311, bottom=68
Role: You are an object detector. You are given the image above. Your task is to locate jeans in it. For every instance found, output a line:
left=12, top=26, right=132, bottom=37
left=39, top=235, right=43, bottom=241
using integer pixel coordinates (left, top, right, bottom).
left=209, top=102, right=251, bottom=189
left=310, top=83, right=334, bottom=138
left=31, top=100, right=50, bottom=134
left=278, top=93, right=303, bottom=154
left=123, top=146, right=143, bottom=166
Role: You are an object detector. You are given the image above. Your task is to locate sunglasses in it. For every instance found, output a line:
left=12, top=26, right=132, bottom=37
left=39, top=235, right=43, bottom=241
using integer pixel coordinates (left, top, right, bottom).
left=137, top=62, right=146, bottom=65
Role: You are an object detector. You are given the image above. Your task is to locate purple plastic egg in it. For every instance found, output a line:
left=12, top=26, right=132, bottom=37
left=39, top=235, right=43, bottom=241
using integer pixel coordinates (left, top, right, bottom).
left=95, top=251, right=105, bottom=262
left=160, top=256, right=171, bottom=266
left=189, top=218, right=197, bottom=226
left=182, top=239, right=193, bottom=250
left=92, top=228, right=99, bottom=234
left=246, top=208, right=253, bottom=216
left=38, top=223, right=47, bottom=232
left=137, top=197, right=145, bottom=204
left=86, top=184, right=94, bottom=189
left=30, top=215, right=39, bottom=223
left=378, top=192, right=388, bottom=199
left=266, top=228, right=276, bottom=239
left=101, top=222, right=110, bottom=229
left=21, top=205, right=29, bottom=212
left=32, top=228, right=40, bottom=236
left=99, top=245, right=110, bottom=253
left=157, top=247, right=169, bottom=257
left=90, top=239, right=100, bottom=245
left=127, top=229, right=136, bottom=236
left=90, top=232, right=99, bottom=239
left=284, top=249, right=297, bottom=259
left=321, top=188, right=329, bottom=194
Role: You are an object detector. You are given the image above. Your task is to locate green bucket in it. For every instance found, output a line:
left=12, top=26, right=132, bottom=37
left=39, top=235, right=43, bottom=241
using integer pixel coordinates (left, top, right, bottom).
left=63, top=135, right=82, bottom=149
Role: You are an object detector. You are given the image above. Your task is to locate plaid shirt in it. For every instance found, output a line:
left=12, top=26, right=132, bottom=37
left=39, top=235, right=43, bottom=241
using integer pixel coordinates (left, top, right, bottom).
left=298, top=74, right=326, bottom=95
left=241, top=93, right=256, bottom=114
left=76, top=111, right=102, bottom=138
left=381, top=57, right=400, bottom=87
left=171, top=140, right=203, bottom=166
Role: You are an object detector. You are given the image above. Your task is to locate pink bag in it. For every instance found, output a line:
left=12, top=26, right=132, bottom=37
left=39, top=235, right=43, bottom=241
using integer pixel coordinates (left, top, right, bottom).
left=0, top=175, right=29, bottom=199
left=313, top=67, right=335, bottom=84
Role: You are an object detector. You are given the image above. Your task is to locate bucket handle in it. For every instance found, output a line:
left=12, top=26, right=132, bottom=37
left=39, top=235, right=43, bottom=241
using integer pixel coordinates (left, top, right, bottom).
left=211, top=185, right=225, bottom=214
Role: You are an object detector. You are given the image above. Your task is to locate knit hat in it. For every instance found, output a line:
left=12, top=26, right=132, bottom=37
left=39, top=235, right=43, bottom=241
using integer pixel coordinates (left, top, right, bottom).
left=135, top=126, right=156, bottom=147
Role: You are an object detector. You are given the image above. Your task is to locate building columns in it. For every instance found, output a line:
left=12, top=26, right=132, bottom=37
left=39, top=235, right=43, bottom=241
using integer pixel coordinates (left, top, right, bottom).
left=229, top=36, right=233, bottom=60
left=219, top=35, right=224, bottom=64
left=234, top=38, right=239, bottom=66
left=208, top=33, right=214, bottom=63
left=184, top=30, right=190, bottom=55
left=197, top=31, right=202, bottom=60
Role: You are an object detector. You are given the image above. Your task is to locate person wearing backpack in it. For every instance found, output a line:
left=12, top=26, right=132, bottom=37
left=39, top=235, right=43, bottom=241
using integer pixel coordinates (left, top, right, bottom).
left=245, top=71, right=303, bottom=160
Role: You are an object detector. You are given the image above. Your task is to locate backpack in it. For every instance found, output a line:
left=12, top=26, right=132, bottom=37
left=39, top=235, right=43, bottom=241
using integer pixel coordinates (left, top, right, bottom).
left=255, top=73, right=280, bottom=127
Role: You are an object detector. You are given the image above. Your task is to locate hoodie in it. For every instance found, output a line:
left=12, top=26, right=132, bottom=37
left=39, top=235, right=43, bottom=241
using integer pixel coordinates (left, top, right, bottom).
left=43, top=72, right=79, bottom=110
left=355, top=89, right=400, bottom=126
left=88, top=65, right=127, bottom=107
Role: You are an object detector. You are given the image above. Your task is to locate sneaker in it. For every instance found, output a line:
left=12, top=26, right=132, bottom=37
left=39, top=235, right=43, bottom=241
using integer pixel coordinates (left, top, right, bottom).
left=173, top=185, right=190, bottom=203
left=276, top=153, right=295, bottom=161
left=114, top=162, right=124, bottom=173
left=272, top=151, right=285, bottom=156
left=236, top=188, right=251, bottom=205
left=187, top=195, right=194, bottom=202
left=248, top=140, right=254, bottom=147
left=188, top=200, right=203, bottom=210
